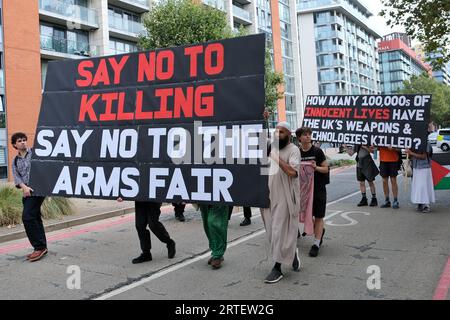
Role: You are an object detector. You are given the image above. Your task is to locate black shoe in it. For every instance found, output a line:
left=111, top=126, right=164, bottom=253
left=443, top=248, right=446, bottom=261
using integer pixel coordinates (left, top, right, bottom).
left=292, top=249, right=300, bottom=271
left=370, top=197, right=378, bottom=207
left=240, top=217, right=251, bottom=226
left=167, top=240, right=176, bottom=259
left=380, top=201, right=391, bottom=208
left=357, top=197, right=368, bottom=207
left=175, top=213, right=185, bottom=222
left=309, top=245, right=319, bottom=257
left=264, top=268, right=283, bottom=284
left=319, top=228, right=325, bottom=246
left=297, top=230, right=301, bottom=239
left=132, top=252, right=152, bottom=264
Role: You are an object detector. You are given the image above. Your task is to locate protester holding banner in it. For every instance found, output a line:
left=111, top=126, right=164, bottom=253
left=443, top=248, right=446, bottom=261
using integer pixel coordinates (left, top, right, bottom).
left=262, top=122, right=301, bottom=284
left=406, top=144, right=435, bottom=213
left=200, top=205, right=230, bottom=269
left=347, top=145, right=379, bottom=207
left=173, top=202, right=186, bottom=222
left=379, top=147, right=400, bottom=209
left=296, top=127, right=329, bottom=258
left=11, top=132, right=48, bottom=262
left=228, top=206, right=252, bottom=226
left=117, top=199, right=176, bottom=264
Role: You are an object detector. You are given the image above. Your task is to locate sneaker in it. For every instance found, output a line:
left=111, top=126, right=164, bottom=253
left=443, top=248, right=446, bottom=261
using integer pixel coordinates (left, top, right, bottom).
left=239, top=217, right=251, bottom=226
left=417, top=204, right=424, bottom=212
left=175, top=213, right=185, bottom=222
left=292, top=249, right=300, bottom=271
left=422, top=206, right=431, bottom=213
left=309, top=244, right=320, bottom=257
left=167, top=240, right=176, bottom=259
left=357, top=197, right=368, bottom=207
left=264, top=268, right=283, bottom=284
left=319, top=228, right=326, bottom=246
left=380, top=201, right=391, bottom=208
left=392, top=200, right=400, bottom=209
left=211, top=257, right=223, bottom=269
left=132, top=252, right=152, bottom=264
left=369, top=198, right=378, bottom=207
left=28, top=248, right=48, bottom=262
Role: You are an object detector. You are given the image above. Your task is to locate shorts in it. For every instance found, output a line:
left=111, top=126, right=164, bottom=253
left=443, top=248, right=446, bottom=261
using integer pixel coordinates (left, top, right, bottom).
left=312, top=189, right=327, bottom=219
left=356, top=167, right=375, bottom=182
left=380, top=161, right=399, bottom=178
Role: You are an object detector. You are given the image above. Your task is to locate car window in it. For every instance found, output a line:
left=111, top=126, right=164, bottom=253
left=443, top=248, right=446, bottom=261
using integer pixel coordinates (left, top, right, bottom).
left=439, top=130, right=450, bottom=136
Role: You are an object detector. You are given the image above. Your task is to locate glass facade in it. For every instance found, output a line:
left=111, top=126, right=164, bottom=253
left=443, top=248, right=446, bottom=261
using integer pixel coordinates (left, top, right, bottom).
left=40, top=23, right=92, bottom=56
left=109, top=37, right=138, bottom=55
left=380, top=50, right=429, bottom=94
left=279, top=0, right=297, bottom=129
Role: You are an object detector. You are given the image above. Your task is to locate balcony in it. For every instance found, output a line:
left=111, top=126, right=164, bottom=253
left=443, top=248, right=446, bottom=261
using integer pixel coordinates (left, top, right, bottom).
left=317, top=44, right=345, bottom=54
left=318, top=59, right=345, bottom=68
left=316, top=29, right=344, bottom=40
left=108, top=0, right=150, bottom=14
left=38, top=0, right=98, bottom=30
left=316, top=15, right=343, bottom=26
left=319, top=73, right=346, bottom=82
left=109, top=17, right=145, bottom=41
left=233, top=5, right=252, bottom=25
left=40, top=34, right=98, bottom=60
left=202, top=0, right=226, bottom=12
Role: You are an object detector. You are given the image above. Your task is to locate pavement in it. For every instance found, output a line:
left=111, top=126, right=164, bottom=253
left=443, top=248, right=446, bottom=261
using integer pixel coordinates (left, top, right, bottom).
left=0, top=164, right=448, bottom=300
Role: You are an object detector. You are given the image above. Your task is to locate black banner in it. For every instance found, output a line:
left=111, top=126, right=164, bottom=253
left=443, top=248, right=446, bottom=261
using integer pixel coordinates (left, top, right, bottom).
left=30, top=34, right=269, bottom=207
left=302, top=95, right=431, bottom=149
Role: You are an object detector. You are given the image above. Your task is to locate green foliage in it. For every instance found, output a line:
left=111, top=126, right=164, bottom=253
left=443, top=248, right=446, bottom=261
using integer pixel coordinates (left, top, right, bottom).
left=264, top=48, right=284, bottom=113
left=398, top=74, right=450, bottom=127
left=41, top=197, right=75, bottom=220
left=0, top=185, right=75, bottom=226
left=139, top=0, right=284, bottom=114
left=327, top=159, right=356, bottom=168
left=0, top=185, right=22, bottom=226
left=138, top=0, right=233, bottom=50
left=380, top=0, right=450, bottom=69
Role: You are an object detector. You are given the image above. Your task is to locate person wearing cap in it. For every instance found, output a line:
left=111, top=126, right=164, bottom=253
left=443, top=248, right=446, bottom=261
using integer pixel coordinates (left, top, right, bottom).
left=262, top=120, right=301, bottom=284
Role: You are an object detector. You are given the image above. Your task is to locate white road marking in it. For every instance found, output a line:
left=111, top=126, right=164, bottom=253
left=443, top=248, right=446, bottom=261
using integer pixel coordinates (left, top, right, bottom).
left=94, top=190, right=360, bottom=300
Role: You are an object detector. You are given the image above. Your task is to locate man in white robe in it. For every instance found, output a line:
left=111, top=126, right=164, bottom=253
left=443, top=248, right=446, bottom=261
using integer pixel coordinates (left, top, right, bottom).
left=262, top=121, right=301, bottom=283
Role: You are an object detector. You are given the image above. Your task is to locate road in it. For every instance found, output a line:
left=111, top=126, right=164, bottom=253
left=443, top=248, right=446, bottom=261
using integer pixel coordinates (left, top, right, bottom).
left=0, top=165, right=449, bottom=300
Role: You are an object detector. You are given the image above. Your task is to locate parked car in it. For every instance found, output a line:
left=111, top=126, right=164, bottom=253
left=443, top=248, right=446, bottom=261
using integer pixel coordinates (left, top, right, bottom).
left=428, top=131, right=439, bottom=145
left=437, top=128, right=450, bottom=152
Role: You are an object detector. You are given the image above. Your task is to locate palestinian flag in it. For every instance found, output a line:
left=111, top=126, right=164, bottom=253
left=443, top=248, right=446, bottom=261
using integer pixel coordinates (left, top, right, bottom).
left=432, top=153, right=450, bottom=190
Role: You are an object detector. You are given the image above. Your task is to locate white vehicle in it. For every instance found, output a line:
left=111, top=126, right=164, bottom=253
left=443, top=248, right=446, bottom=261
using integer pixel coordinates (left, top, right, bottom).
left=428, top=131, right=439, bottom=145
left=437, top=128, right=450, bottom=152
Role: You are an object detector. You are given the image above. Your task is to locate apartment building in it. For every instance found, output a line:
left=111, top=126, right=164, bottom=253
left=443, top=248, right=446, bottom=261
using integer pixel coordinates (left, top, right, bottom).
left=414, top=44, right=450, bottom=87
left=378, top=33, right=431, bottom=94
left=296, top=0, right=382, bottom=117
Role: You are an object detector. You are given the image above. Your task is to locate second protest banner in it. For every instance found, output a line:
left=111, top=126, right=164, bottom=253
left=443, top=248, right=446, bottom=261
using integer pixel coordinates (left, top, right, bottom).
left=302, top=94, right=431, bottom=150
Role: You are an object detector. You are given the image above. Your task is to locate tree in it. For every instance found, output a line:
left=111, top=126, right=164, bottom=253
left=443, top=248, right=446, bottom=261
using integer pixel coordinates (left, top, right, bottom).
left=138, top=0, right=284, bottom=114
left=380, top=0, right=450, bottom=69
left=398, top=74, right=450, bottom=127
